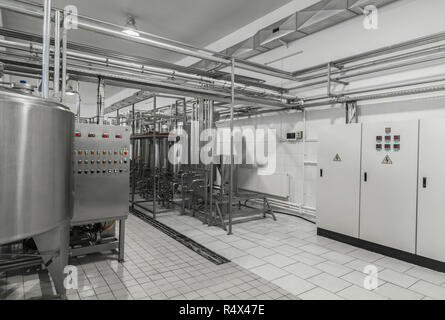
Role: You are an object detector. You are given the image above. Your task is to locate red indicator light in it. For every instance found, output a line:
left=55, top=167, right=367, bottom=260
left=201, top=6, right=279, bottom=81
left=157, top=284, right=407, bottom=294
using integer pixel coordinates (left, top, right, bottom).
left=385, top=144, right=391, bottom=150
left=102, top=134, right=109, bottom=138
left=78, top=151, right=82, bottom=155
left=74, top=131, right=81, bottom=137
left=385, top=128, right=391, bottom=134
left=376, top=136, right=382, bottom=141
left=116, top=135, right=122, bottom=139
left=124, top=151, right=128, bottom=156
left=88, top=133, right=96, bottom=138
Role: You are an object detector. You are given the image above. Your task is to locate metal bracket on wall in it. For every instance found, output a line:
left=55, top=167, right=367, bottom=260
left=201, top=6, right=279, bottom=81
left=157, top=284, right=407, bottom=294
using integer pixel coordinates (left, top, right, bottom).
left=327, top=62, right=349, bottom=97
left=346, top=100, right=358, bottom=124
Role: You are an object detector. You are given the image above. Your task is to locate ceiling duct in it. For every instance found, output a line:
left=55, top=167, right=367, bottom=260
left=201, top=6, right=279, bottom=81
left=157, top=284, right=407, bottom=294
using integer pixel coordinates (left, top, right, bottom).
left=191, top=0, right=399, bottom=72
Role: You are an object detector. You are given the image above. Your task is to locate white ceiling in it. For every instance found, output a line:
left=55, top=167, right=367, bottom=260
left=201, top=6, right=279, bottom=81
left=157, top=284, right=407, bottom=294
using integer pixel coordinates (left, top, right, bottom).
left=2, top=0, right=294, bottom=62
left=2, top=0, right=294, bottom=114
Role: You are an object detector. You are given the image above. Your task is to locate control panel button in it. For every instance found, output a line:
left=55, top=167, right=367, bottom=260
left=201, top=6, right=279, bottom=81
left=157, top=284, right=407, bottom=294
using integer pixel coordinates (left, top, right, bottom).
left=384, top=144, right=391, bottom=151
left=394, top=144, right=400, bottom=151
left=376, top=136, right=382, bottom=142
left=88, top=132, right=96, bottom=138
left=394, top=135, right=400, bottom=142
left=74, top=131, right=81, bottom=137
left=102, top=133, right=110, bottom=138
left=116, top=134, right=122, bottom=139
left=385, top=128, right=391, bottom=134
left=376, top=144, right=382, bottom=151
left=385, top=136, right=391, bottom=142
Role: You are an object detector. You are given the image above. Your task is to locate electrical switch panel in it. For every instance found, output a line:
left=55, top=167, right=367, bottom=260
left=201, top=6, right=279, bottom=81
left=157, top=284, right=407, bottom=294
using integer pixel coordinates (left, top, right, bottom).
left=72, top=123, right=130, bottom=224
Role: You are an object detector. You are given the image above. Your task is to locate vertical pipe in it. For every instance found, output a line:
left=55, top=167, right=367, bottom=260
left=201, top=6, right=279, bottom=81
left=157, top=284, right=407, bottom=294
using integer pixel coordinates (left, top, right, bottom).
left=327, top=62, right=332, bottom=97
left=41, top=0, right=52, bottom=98
left=76, top=81, right=81, bottom=123
left=61, top=18, right=68, bottom=103
left=209, top=100, right=214, bottom=224
left=97, top=76, right=105, bottom=124
left=153, top=96, right=157, bottom=218
left=228, top=57, right=235, bottom=235
left=53, top=10, right=61, bottom=97
left=131, top=104, right=135, bottom=209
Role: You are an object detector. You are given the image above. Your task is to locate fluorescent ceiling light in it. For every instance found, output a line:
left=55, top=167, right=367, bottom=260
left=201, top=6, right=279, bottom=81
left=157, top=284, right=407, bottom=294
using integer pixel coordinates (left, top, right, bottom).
left=122, top=16, right=140, bottom=37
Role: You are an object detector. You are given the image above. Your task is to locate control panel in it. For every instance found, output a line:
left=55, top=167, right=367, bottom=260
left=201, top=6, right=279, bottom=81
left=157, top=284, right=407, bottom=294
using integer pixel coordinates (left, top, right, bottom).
left=375, top=127, right=401, bottom=152
left=72, top=124, right=130, bottom=224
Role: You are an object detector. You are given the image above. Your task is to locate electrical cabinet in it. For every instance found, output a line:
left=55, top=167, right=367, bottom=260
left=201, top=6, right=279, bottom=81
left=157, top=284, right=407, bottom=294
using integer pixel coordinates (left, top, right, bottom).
left=72, top=123, right=130, bottom=224
left=417, top=119, right=445, bottom=261
left=359, top=120, right=419, bottom=253
left=317, top=123, right=362, bottom=238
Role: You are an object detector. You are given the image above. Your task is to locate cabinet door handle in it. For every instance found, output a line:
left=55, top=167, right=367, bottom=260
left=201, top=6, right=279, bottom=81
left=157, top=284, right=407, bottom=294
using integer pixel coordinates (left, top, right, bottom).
left=364, top=172, right=368, bottom=182
left=423, top=177, right=427, bottom=188
left=320, top=169, right=323, bottom=178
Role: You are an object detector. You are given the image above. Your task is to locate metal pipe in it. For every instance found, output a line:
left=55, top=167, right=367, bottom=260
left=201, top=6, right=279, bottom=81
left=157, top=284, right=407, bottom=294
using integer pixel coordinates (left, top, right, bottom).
left=61, top=19, right=67, bottom=103
left=76, top=81, right=81, bottom=123
left=53, top=10, right=61, bottom=97
left=0, top=0, right=296, bottom=81
left=41, top=0, right=51, bottom=98
left=228, top=58, right=235, bottom=235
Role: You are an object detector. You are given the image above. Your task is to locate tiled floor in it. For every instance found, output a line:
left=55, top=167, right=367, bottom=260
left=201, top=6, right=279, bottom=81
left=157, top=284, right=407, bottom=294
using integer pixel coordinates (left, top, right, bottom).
left=3, top=209, right=445, bottom=300
left=0, top=214, right=298, bottom=300
left=156, top=211, right=445, bottom=300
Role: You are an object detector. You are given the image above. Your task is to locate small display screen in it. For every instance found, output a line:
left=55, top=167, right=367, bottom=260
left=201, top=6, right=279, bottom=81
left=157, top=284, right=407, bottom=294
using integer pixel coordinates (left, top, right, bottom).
left=287, top=132, right=296, bottom=140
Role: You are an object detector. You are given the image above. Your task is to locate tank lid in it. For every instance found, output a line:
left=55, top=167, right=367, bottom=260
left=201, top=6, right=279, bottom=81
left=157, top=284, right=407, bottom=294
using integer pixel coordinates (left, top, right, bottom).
left=0, top=86, right=70, bottom=111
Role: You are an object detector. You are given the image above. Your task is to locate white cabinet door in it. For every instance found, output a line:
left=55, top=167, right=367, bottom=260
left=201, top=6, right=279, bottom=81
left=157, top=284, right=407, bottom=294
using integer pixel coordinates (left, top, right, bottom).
left=360, top=120, right=419, bottom=253
left=316, top=123, right=362, bottom=237
left=417, top=119, right=445, bottom=262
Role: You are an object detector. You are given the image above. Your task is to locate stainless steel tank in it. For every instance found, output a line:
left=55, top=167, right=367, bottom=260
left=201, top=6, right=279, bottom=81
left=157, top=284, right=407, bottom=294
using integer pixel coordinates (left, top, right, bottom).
left=0, top=87, right=74, bottom=245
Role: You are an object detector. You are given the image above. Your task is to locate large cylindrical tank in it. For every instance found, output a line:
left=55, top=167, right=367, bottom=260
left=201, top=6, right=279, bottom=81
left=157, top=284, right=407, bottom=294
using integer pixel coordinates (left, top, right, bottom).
left=0, top=87, right=74, bottom=245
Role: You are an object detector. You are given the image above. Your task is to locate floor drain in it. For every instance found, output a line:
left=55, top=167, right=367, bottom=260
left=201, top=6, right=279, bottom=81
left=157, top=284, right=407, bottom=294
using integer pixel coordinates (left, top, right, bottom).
left=130, top=207, right=231, bottom=265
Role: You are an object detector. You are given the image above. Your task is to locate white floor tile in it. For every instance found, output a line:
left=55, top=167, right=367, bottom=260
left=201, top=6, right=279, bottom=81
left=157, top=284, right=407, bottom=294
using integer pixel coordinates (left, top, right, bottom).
left=314, top=261, right=353, bottom=277
left=410, top=280, right=445, bottom=300
left=374, top=283, right=423, bottom=300
left=246, top=246, right=275, bottom=258
left=232, top=255, right=266, bottom=269
left=283, top=263, right=322, bottom=279
left=378, top=269, right=419, bottom=288
left=321, top=251, right=356, bottom=265
left=341, top=271, right=386, bottom=289
left=249, top=264, right=289, bottom=281
left=272, top=275, right=315, bottom=296
left=405, top=266, right=445, bottom=286
left=308, top=272, right=352, bottom=293
left=337, top=285, right=387, bottom=300
left=298, top=287, right=344, bottom=300
left=263, top=254, right=296, bottom=268
left=374, top=256, right=414, bottom=273
left=348, top=249, right=383, bottom=263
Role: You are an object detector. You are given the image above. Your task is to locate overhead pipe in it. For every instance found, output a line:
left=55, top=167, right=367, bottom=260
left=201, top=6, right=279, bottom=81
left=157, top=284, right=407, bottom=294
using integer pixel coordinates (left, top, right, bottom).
left=0, top=0, right=295, bottom=81
left=0, top=38, right=295, bottom=101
